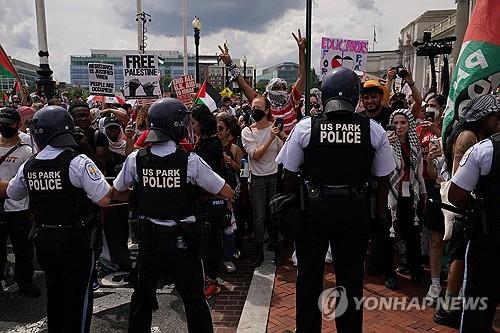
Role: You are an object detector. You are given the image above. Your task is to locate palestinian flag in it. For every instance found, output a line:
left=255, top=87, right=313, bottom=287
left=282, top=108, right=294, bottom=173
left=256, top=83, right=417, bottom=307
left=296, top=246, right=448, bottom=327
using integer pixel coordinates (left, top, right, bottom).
left=194, top=80, right=222, bottom=112
left=442, top=0, right=500, bottom=143
left=0, top=44, right=19, bottom=79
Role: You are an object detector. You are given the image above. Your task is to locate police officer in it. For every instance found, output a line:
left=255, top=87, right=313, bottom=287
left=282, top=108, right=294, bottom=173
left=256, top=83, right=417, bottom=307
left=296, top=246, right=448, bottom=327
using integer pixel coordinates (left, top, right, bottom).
left=448, top=103, right=500, bottom=333
left=111, top=98, right=234, bottom=333
left=0, top=105, right=112, bottom=332
left=276, top=67, right=395, bottom=333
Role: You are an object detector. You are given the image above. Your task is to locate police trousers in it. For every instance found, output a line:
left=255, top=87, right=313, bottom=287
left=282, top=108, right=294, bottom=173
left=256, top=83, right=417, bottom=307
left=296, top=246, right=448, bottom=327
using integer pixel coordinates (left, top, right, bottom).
left=35, top=228, right=94, bottom=333
left=295, top=195, right=369, bottom=333
left=460, top=225, right=500, bottom=333
left=0, top=210, right=35, bottom=286
left=128, top=222, right=213, bottom=333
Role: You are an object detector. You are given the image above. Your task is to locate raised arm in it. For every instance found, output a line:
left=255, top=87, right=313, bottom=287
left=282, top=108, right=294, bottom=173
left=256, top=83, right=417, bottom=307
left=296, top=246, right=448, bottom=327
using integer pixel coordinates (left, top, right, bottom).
left=292, top=29, right=307, bottom=95
left=218, top=42, right=256, bottom=103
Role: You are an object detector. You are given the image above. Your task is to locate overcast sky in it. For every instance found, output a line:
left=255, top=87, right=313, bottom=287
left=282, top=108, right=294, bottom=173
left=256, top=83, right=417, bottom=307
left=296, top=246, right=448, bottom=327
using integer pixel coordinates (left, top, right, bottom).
left=1, top=0, right=455, bottom=82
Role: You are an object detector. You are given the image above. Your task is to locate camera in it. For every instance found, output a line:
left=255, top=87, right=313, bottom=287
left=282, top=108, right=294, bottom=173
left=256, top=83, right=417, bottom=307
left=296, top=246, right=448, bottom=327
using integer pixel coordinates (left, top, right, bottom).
left=390, top=66, right=409, bottom=79
left=73, top=126, right=86, bottom=141
left=425, top=110, right=436, bottom=122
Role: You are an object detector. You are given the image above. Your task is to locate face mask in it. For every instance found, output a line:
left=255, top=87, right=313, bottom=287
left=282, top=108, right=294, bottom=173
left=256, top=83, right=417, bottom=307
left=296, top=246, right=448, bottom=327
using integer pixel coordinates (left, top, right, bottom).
left=251, top=109, right=266, bottom=122
left=0, top=125, right=18, bottom=139
left=268, top=90, right=288, bottom=107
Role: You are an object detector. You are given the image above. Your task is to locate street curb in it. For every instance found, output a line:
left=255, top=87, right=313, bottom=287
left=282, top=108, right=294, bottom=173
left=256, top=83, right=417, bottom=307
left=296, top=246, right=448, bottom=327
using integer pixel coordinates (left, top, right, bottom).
left=236, top=249, right=276, bottom=333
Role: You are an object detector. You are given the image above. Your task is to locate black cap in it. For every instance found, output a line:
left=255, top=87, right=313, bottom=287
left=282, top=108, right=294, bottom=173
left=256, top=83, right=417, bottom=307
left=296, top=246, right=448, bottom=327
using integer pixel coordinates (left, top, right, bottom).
left=0, top=107, right=21, bottom=125
left=102, top=117, right=121, bottom=128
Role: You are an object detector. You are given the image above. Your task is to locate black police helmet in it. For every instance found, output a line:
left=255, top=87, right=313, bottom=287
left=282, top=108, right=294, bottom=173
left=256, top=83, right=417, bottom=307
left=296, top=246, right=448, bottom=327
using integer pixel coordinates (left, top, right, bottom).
left=320, top=67, right=361, bottom=113
left=31, top=106, right=77, bottom=149
left=145, top=98, right=190, bottom=143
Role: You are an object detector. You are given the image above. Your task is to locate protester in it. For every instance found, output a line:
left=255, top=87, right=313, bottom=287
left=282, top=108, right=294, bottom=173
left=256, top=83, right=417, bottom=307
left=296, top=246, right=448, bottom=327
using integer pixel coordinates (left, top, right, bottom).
left=434, top=94, right=500, bottom=328
left=416, top=94, right=446, bottom=301
left=0, top=108, right=39, bottom=297
left=191, top=104, right=228, bottom=298
left=241, top=96, right=284, bottom=266
left=217, top=29, right=306, bottom=134
left=385, top=109, right=426, bottom=289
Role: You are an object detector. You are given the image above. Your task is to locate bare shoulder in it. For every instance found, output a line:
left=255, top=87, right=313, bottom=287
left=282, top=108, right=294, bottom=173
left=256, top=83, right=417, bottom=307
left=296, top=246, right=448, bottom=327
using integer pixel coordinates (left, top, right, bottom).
left=454, top=130, right=477, bottom=155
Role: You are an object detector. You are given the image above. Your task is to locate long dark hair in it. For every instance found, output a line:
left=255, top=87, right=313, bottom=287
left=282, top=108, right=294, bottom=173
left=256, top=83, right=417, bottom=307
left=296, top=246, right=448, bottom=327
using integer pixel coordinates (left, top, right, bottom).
left=191, top=104, right=217, bottom=136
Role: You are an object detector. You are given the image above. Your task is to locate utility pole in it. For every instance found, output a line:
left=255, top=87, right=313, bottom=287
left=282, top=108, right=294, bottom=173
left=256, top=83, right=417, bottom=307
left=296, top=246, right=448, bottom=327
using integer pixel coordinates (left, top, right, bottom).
left=182, top=0, right=188, bottom=75
left=34, top=0, right=55, bottom=100
left=136, top=0, right=142, bottom=52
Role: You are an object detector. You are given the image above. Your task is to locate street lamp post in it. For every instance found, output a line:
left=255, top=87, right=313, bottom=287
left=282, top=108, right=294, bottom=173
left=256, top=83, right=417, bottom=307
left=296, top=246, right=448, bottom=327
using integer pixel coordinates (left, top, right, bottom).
left=34, top=0, right=55, bottom=100
left=240, top=55, right=247, bottom=85
left=192, top=16, right=201, bottom=83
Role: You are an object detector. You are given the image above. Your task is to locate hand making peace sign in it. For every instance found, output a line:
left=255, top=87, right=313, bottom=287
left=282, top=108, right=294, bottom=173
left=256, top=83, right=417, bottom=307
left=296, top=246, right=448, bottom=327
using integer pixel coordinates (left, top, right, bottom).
left=292, top=29, right=306, bottom=51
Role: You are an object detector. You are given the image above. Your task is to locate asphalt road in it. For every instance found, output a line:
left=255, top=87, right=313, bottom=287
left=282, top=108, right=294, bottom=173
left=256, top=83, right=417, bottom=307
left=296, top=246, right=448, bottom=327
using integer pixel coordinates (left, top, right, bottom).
left=0, top=249, right=191, bottom=333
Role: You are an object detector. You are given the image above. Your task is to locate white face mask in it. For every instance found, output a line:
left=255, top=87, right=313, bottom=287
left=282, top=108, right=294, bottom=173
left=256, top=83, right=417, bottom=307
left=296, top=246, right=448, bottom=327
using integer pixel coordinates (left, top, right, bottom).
left=268, top=90, right=288, bottom=107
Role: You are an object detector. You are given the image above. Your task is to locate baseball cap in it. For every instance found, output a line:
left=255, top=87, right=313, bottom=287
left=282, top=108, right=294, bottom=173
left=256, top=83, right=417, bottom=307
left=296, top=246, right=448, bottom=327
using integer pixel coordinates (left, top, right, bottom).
left=102, top=116, right=121, bottom=128
left=361, top=80, right=389, bottom=103
left=0, top=107, right=21, bottom=124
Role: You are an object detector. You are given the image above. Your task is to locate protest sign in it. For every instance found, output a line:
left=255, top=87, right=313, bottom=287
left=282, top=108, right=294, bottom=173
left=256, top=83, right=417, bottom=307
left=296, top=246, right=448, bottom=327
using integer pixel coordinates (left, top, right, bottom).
left=122, top=54, right=161, bottom=99
left=172, top=74, right=196, bottom=106
left=88, top=63, right=115, bottom=96
left=320, top=37, right=368, bottom=79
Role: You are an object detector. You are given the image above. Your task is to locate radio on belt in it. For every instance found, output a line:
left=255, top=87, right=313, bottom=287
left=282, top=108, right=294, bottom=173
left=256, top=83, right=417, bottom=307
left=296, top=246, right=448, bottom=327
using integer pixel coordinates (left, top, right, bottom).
left=319, top=123, right=362, bottom=144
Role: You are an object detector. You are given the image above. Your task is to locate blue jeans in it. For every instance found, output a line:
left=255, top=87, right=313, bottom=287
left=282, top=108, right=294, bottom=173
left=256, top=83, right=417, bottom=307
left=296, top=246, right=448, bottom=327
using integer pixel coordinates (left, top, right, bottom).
left=249, top=174, right=277, bottom=243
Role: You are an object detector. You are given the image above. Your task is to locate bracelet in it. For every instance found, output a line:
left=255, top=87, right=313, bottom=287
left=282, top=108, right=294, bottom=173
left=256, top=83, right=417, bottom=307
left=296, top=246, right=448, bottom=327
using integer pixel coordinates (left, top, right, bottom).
left=228, top=66, right=241, bottom=82
left=226, top=63, right=237, bottom=70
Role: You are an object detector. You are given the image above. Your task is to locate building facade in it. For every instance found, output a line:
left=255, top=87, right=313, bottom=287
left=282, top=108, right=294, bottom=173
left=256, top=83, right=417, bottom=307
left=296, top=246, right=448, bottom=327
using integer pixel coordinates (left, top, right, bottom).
left=365, top=50, right=401, bottom=79
left=257, top=62, right=298, bottom=85
left=0, top=58, right=39, bottom=92
left=70, top=49, right=218, bottom=90
left=207, top=62, right=255, bottom=91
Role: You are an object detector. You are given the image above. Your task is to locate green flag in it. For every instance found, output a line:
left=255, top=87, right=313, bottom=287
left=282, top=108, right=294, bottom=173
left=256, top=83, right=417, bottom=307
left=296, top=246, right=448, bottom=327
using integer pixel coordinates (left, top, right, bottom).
left=442, top=0, right=500, bottom=143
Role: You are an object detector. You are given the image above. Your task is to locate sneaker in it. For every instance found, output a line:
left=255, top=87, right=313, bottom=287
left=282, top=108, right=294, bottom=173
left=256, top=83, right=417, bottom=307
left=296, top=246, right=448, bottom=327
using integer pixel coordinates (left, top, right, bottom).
left=204, top=280, right=221, bottom=299
left=433, top=308, right=461, bottom=329
left=384, top=276, right=399, bottom=290
left=426, top=284, right=441, bottom=302
left=223, top=261, right=236, bottom=273
left=19, top=283, right=41, bottom=298
left=92, top=281, right=100, bottom=291
left=396, top=264, right=410, bottom=275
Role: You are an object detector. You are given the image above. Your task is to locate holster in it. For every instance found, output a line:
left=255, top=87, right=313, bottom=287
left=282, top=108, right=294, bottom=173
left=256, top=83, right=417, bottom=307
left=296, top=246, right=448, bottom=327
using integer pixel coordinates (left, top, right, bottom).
left=176, top=218, right=211, bottom=259
left=84, top=212, right=103, bottom=252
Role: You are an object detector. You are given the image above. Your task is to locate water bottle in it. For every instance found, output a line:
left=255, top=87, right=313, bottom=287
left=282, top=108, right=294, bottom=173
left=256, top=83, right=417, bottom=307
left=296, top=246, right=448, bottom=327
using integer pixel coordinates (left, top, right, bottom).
left=240, top=157, right=249, bottom=178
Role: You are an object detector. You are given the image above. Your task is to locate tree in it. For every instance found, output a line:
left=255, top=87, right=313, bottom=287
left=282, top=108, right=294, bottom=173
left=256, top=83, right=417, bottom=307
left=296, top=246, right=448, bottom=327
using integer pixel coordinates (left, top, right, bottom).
left=311, top=68, right=320, bottom=88
left=63, top=86, right=89, bottom=103
left=160, top=75, right=172, bottom=93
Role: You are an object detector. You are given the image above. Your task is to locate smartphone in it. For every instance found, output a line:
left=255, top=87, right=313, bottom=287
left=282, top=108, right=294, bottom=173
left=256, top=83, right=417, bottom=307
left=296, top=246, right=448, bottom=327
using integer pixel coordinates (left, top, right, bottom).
left=425, top=111, right=435, bottom=122
left=430, top=138, right=441, bottom=150
left=386, top=124, right=396, bottom=136
left=274, top=118, right=285, bottom=131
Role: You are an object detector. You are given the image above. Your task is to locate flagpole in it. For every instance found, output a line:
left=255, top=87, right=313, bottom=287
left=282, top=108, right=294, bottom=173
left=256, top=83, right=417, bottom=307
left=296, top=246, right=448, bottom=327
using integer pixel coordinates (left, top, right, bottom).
left=304, top=0, right=312, bottom=117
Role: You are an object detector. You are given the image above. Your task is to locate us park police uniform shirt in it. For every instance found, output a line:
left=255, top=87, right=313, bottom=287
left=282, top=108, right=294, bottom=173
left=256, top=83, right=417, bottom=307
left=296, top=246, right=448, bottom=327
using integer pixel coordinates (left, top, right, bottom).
left=7, top=145, right=111, bottom=203
left=452, top=139, right=494, bottom=191
left=113, top=140, right=225, bottom=227
left=276, top=116, right=396, bottom=177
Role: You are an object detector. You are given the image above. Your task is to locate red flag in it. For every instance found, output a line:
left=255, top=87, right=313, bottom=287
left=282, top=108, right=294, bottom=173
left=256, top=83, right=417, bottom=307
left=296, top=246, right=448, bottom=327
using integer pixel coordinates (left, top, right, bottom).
left=0, top=44, right=19, bottom=79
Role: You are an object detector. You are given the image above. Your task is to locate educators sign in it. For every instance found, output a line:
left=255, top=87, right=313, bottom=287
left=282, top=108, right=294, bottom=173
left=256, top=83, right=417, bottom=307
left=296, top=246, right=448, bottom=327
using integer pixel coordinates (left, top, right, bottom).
left=320, top=37, right=368, bottom=79
left=172, top=74, right=196, bottom=106
left=122, top=54, right=161, bottom=99
left=88, top=63, right=115, bottom=96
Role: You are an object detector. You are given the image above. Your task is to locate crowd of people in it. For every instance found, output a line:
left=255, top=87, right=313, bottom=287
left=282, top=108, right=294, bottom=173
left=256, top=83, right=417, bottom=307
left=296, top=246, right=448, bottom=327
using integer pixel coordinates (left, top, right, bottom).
left=0, top=30, right=498, bottom=333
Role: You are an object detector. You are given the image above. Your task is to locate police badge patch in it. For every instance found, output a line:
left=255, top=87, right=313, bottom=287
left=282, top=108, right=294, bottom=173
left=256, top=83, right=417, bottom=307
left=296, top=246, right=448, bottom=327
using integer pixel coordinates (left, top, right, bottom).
left=85, top=161, right=101, bottom=181
left=459, top=146, right=475, bottom=167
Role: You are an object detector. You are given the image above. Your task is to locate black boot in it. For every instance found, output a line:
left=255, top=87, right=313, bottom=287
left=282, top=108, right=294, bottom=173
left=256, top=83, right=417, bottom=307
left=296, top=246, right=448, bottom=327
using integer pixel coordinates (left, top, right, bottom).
left=274, top=241, right=285, bottom=266
left=252, top=242, right=264, bottom=267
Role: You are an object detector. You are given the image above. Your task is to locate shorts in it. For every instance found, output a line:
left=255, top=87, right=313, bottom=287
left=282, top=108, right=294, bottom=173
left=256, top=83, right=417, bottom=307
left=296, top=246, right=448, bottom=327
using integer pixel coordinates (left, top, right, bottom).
left=448, top=222, right=467, bottom=263
left=423, top=180, right=445, bottom=234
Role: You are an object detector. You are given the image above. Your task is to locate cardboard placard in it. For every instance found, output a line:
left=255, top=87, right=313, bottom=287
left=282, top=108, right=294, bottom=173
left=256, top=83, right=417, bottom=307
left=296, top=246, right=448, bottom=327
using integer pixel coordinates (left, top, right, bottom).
left=320, top=37, right=369, bottom=80
left=88, top=63, right=115, bottom=96
left=172, top=74, right=196, bottom=106
left=122, top=54, right=161, bottom=99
